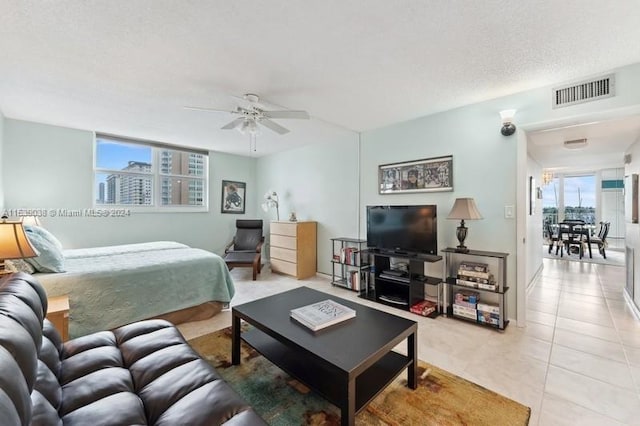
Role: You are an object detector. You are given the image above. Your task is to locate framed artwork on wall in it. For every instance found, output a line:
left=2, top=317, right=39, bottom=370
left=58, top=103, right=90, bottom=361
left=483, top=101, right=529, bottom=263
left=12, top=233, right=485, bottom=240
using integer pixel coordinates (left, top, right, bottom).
left=221, top=180, right=246, bottom=214
left=625, top=174, right=638, bottom=223
left=529, top=176, right=535, bottom=215
left=378, top=155, right=453, bottom=194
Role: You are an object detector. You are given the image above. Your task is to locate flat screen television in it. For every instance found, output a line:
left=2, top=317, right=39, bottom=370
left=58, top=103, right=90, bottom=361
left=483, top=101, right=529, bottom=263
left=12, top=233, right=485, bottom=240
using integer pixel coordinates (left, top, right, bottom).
left=366, top=205, right=437, bottom=255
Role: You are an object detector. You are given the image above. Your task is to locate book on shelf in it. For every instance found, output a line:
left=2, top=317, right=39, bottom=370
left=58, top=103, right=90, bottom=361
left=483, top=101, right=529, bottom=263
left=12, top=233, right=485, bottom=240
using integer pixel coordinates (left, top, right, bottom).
left=477, top=282, right=498, bottom=291
left=456, top=277, right=497, bottom=291
left=456, top=274, right=492, bottom=284
left=454, top=299, right=476, bottom=309
left=454, top=290, right=480, bottom=304
left=457, top=268, right=492, bottom=280
left=339, top=247, right=360, bottom=266
left=477, top=302, right=500, bottom=314
left=348, top=270, right=362, bottom=290
left=290, top=299, right=356, bottom=331
left=458, top=261, right=489, bottom=273
left=477, top=310, right=499, bottom=326
left=452, top=303, right=477, bottom=320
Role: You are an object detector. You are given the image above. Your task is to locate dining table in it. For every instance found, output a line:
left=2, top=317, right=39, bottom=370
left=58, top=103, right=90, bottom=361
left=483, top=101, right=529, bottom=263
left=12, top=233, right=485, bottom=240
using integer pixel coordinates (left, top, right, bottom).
left=553, top=222, right=594, bottom=258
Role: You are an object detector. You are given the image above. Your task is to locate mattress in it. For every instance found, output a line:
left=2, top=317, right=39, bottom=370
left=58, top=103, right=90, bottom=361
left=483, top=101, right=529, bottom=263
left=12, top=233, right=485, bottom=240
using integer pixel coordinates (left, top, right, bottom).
left=36, top=241, right=235, bottom=338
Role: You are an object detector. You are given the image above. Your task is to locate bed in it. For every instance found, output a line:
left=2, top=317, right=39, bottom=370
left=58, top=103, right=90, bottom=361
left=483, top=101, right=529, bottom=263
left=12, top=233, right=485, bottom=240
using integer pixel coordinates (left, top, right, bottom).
left=29, top=240, right=235, bottom=338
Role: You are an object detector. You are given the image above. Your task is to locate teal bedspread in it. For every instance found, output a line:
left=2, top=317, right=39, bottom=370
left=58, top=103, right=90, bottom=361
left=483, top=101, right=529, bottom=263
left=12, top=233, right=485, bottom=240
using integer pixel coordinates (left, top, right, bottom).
left=36, top=242, right=235, bottom=338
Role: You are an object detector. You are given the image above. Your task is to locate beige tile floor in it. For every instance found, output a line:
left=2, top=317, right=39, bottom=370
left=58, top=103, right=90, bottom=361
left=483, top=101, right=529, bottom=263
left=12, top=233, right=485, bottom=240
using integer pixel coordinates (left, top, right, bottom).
left=178, top=258, right=640, bottom=425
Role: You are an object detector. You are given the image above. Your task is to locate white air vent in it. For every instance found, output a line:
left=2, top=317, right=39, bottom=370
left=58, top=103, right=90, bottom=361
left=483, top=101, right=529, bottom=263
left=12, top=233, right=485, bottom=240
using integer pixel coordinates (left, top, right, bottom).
left=553, top=74, right=615, bottom=108
left=564, top=138, right=588, bottom=149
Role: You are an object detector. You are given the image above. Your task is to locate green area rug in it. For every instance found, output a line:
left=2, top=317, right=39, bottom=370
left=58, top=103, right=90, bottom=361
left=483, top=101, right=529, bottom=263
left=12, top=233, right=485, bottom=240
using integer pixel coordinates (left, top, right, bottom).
left=189, top=327, right=530, bottom=425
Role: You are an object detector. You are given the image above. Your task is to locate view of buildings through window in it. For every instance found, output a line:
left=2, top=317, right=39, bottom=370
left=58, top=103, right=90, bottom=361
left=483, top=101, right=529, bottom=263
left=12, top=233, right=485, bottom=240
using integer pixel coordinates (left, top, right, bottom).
left=95, top=136, right=207, bottom=207
left=542, top=174, right=596, bottom=224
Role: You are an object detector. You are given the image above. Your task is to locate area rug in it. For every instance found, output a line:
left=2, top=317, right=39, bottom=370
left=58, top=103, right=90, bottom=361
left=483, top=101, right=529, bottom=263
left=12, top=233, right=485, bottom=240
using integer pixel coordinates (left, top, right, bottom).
left=188, top=327, right=531, bottom=426
left=542, top=245, right=625, bottom=267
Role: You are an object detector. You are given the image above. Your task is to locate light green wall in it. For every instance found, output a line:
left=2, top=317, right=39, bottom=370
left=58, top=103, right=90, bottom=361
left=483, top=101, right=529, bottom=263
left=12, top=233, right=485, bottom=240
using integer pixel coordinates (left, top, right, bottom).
left=361, top=97, right=519, bottom=316
left=258, top=62, right=640, bottom=321
left=3, top=118, right=257, bottom=254
left=256, top=128, right=360, bottom=275
left=3, top=62, right=640, bottom=318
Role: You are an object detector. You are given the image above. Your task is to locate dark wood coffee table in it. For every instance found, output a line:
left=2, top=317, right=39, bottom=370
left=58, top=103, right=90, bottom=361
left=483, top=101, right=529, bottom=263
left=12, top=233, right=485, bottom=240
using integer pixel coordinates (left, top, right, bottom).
left=232, top=287, right=417, bottom=426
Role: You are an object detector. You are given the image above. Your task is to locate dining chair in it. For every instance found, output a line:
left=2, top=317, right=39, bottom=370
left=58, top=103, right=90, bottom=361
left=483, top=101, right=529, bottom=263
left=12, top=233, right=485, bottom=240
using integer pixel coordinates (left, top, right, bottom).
left=588, top=221, right=610, bottom=259
left=545, top=222, right=561, bottom=254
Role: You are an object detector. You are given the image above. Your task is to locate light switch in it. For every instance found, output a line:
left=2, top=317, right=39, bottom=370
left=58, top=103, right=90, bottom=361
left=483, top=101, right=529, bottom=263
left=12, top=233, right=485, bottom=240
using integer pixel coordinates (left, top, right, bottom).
left=505, top=205, right=515, bottom=219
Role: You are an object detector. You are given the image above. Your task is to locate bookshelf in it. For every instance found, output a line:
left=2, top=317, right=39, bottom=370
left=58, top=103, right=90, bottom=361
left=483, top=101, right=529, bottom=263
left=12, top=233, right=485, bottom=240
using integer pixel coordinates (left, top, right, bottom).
left=442, top=248, right=509, bottom=330
left=330, top=238, right=370, bottom=292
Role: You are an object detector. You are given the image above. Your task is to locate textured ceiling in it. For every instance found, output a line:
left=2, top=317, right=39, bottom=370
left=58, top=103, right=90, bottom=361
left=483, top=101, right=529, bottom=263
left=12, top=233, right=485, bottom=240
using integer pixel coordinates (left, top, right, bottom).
left=1, top=1, right=640, bottom=156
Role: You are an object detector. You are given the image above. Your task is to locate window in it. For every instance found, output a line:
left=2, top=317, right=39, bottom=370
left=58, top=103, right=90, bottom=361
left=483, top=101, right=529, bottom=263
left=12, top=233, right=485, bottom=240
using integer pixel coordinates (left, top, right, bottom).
left=542, top=173, right=596, bottom=225
left=563, top=174, right=596, bottom=223
left=95, top=134, right=208, bottom=211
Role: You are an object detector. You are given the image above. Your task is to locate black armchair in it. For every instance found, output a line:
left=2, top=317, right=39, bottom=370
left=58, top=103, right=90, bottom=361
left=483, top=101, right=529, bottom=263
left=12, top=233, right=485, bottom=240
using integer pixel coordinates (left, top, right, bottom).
left=224, top=219, right=264, bottom=280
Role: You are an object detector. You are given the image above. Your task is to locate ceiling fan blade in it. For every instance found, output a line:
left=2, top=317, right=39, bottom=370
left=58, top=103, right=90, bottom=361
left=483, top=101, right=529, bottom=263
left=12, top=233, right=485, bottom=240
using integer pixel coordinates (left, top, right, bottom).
left=259, top=118, right=290, bottom=135
left=262, top=110, right=310, bottom=119
left=184, top=106, right=237, bottom=114
left=221, top=117, right=246, bottom=130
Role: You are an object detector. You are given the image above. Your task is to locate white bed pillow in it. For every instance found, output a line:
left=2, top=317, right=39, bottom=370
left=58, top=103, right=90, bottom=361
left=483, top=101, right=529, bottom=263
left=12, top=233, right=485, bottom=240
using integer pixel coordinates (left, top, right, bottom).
left=24, top=225, right=66, bottom=273
left=24, top=225, right=64, bottom=250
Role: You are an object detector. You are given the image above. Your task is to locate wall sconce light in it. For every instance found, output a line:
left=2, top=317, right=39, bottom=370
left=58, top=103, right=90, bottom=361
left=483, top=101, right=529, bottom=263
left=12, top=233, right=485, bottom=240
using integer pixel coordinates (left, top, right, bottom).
left=499, top=109, right=517, bottom=136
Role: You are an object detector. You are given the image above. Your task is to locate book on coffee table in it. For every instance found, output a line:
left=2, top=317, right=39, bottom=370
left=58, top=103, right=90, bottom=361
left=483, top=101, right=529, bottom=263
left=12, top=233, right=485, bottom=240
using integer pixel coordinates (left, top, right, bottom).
left=290, top=299, right=356, bottom=331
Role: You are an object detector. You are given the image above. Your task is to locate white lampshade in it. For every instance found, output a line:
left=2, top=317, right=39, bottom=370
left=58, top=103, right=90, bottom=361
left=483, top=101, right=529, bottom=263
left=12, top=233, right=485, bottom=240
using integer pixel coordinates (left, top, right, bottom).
left=499, top=109, right=517, bottom=124
left=0, top=220, right=38, bottom=260
left=447, top=198, right=483, bottom=220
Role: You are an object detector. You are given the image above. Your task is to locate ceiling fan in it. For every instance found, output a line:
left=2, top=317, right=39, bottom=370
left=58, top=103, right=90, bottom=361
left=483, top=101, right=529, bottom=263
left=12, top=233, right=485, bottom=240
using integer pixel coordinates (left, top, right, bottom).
left=185, top=93, right=309, bottom=135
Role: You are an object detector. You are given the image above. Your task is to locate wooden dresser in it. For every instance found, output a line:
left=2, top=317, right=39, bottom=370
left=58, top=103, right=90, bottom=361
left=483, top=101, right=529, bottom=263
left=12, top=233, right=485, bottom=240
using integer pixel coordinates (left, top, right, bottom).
left=269, top=221, right=317, bottom=279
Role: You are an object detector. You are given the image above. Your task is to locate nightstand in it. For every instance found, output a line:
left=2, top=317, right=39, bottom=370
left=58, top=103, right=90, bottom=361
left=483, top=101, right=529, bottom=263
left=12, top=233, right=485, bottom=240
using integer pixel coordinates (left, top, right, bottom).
left=46, top=295, right=69, bottom=341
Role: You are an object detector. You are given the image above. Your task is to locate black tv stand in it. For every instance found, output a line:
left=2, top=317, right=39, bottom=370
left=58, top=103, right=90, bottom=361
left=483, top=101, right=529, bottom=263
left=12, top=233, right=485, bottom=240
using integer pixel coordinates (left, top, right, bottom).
left=365, top=251, right=443, bottom=317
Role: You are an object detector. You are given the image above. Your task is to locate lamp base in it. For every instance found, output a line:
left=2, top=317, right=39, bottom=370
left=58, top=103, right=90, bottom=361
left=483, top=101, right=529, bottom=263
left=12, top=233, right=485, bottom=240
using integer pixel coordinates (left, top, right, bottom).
left=455, top=220, right=469, bottom=253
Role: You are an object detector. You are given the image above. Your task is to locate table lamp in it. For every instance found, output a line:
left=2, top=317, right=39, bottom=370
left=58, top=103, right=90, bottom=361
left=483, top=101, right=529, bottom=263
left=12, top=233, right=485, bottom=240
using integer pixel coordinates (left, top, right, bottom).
left=0, top=217, right=38, bottom=274
left=447, top=198, right=483, bottom=253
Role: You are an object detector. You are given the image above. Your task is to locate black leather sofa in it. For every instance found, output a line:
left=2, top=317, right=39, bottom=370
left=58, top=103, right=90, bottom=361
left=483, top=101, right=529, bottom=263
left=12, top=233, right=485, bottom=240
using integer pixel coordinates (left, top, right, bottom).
left=0, top=272, right=266, bottom=425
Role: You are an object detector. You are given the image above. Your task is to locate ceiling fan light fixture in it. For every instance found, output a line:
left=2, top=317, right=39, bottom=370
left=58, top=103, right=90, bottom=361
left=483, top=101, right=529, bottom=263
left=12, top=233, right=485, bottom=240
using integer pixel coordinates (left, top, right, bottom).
left=563, top=138, right=588, bottom=149
left=237, top=119, right=260, bottom=135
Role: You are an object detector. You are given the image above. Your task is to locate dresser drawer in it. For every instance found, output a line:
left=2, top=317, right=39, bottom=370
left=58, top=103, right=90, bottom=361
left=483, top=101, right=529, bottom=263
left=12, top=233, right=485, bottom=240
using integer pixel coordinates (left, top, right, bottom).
left=271, top=222, right=298, bottom=237
left=271, top=234, right=297, bottom=250
left=271, top=258, right=297, bottom=276
left=270, top=246, right=298, bottom=263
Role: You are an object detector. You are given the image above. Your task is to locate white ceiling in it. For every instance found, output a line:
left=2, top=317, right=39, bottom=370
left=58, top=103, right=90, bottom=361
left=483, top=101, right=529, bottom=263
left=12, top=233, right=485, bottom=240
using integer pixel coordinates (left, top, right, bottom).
left=528, top=115, right=640, bottom=173
left=1, top=1, right=640, bottom=157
